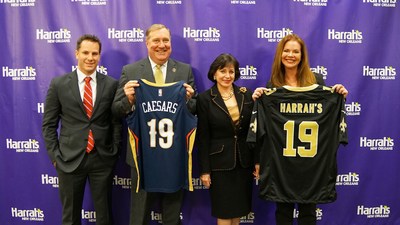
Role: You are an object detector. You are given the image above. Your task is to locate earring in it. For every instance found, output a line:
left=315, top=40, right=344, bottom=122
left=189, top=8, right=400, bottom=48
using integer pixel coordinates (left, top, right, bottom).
left=213, top=76, right=216, bottom=80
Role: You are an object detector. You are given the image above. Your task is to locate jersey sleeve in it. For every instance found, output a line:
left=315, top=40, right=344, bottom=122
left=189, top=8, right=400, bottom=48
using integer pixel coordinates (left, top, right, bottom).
left=338, top=97, right=348, bottom=146
left=246, top=97, right=266, bottom=163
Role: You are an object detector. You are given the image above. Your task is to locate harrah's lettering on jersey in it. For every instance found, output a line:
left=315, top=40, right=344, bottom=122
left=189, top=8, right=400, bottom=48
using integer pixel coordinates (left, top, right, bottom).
left=360, top=136, right=394, bottom=151
left=257, top=28, right=293, bottom=42
left=36, top=28, right=71, bottom=43
left=363, top=65, right=396, bottom=80
left=280, top=102, right=323, bottom=114
left=107, top=27, right=144, bottom=43
left=328, top=29, right=363, bottom=44
left=183, top=27, right=220, bottom=42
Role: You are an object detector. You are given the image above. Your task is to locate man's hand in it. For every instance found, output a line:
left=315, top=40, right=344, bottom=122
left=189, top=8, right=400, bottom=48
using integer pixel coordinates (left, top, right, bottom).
left=124, top=80, right=140, bottom=105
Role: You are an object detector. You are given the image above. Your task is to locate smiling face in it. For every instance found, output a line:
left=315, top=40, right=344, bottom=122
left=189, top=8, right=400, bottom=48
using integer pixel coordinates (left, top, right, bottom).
left=281, top=40, right=302, bottom=71
left=75, top=40, right=100, bottom=75
left=146, top=28, right=172, bottom=65
left=215, top=64, right=235, bottom=90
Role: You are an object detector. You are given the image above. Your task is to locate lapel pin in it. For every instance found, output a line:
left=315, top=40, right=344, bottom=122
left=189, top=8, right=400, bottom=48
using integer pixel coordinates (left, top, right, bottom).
left=172, top=68, right=176, bottom=73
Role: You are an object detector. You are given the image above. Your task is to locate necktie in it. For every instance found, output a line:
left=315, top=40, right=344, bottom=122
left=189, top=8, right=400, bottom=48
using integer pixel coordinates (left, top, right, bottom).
left=154, top=65, right=164, bottom=84
left=83, top=77, right=95, bottom=153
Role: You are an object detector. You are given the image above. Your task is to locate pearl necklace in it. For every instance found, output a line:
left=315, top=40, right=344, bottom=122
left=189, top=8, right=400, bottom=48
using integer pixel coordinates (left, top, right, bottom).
left=221, top=88, right=234, bottom=101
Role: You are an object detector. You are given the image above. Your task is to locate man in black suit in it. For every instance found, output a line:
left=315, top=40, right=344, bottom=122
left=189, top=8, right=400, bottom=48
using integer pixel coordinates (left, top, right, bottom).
left=112, top=24, right=197, bottom=225
left=42, top=34, right=121, bottom=225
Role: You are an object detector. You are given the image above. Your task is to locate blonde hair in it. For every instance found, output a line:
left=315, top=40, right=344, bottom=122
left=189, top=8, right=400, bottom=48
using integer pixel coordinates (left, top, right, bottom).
left=269, top=34, right=316, bottom=87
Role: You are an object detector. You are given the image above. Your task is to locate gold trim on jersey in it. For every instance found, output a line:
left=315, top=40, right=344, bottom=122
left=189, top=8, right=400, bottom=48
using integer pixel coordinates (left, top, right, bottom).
left=141, top=79, right=178, bottom=87
left=128, top=129, right=141, bottom=193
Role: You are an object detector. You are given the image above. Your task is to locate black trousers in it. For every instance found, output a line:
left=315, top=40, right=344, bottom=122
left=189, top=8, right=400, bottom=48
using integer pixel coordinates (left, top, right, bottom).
left=275, top=202, right=316, bottom=225
left=129, top=167, right=184, bottom=225
left=57, top=151, right=115, bottom=225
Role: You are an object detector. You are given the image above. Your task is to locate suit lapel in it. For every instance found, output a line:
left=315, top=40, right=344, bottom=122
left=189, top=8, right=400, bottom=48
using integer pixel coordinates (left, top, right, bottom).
left=68, top=71, right=86, bottom=115
left=141, top=58, right=156, bottom=83
left=92, top=72, right=104, bottom=117
left=211, top=85, right=245, bottom=125
left=165, top=59, right=177, bottom=83
left=233, top=85, right=245, bottom=121
left=210, top=85, right=230, bottom=116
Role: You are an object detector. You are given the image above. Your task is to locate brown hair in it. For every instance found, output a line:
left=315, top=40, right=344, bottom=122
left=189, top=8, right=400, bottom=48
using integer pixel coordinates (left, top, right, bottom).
left=76, top=34, right=102, bottom=54
left=269, top=34, right=315, bottom=87
left=207, top=53, right=240, bottom=82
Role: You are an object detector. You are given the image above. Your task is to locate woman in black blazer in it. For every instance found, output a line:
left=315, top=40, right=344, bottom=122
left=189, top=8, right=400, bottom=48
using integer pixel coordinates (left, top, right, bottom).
left=196, top=53, right=256, bottom=225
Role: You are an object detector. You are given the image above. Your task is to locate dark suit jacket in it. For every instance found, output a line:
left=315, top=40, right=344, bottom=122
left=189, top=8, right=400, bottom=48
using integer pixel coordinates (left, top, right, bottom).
left=196, top=84, right=254, bottom=174
left=42, top=71, right=121, bottom=173
left=112, top=57, right=197, bottom=167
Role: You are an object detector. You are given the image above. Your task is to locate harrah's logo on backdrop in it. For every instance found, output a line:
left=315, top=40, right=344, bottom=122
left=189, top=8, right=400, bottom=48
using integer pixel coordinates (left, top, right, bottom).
left=0, top=0, right=36, bottom=7
left=328, top=29, right=363, bottom=44
left=108, top=28, right=144, bottom=43
left=363, top=0, right=396, bottom=8
left=293, top=0, right=328, bottom=7
left=336, top=172, right=360, bottom=186
left=360, top=136, right=394, bottom=151
left=357, top=205, right=390, bottom=218
left=72, top=0, right=107, bottom=6
left=363, top=66, right=396, bottom=80
left=183, top=27, right=221, bottom=42
left=257, top=28, right=293, bottom=42
left=113, top=175, right=131, bottom=189
left=82, top=209, right=96, bottom=222
left=294, top=208, right=323, bottom=220
left=41, top=174, right=59, bottom=188
left=345, top=102, right=361, bottom=116
left=6, top=138, right=40, bottom=153
left=11, top=207, right=44, bottom=221
left=72, top=65, right=108, bottom=75
left=36, top=28, right=71, bottom=43
left=310, top=65, right=328, bottom=79
left=2, top=66, right=36, bottom=80
left=239, top=65, right=258, bottom=80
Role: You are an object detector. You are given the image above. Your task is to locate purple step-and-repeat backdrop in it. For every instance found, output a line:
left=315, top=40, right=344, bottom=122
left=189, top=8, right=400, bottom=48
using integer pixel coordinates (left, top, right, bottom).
left=0, top=0, right=399, bottom=224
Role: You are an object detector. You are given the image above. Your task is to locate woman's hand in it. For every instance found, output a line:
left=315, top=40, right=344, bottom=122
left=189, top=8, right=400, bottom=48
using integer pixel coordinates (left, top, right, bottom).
left=332, top=84, right=348, bottom=98
left=253, top=164, right=260, bottom=180
left=200, top=173, right=211, bottom=188
left=252, top=87, right=268, bottom=101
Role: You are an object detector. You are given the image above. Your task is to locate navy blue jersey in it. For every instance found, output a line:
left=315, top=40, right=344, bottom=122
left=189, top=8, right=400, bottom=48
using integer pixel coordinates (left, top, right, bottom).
left=127, top=79, right=197, bottom=193
left=247, top=85, right=348, bottom=203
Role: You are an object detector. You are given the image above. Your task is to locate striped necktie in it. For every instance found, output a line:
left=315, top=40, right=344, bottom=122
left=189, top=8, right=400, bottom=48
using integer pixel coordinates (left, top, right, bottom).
left=83, top=77, right=95, bottom=153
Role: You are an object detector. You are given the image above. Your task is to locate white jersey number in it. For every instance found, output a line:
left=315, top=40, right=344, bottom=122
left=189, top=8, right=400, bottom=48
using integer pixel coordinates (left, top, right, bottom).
left=147, top=118, right=174, bottom=149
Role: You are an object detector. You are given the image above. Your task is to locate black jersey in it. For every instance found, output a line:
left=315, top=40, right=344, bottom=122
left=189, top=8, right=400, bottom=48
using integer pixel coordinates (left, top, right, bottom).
left=247, top=84, right=348, bottom=203
left=126, top=79, right=197, bottom=193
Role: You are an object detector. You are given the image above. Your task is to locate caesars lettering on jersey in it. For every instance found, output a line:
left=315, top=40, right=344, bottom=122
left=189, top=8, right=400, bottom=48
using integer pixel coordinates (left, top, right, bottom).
left=127, top=79, right=197, bottom=193
left=247, top=84, right=348, bottom=203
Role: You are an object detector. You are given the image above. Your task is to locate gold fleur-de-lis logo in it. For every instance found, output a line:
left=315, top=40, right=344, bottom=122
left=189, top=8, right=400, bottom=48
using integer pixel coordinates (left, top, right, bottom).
left=239, top=87, right=247, bottom=93
left=340, top=118, right=347, bottom=133
left=250, top=118, right=257, bottom=133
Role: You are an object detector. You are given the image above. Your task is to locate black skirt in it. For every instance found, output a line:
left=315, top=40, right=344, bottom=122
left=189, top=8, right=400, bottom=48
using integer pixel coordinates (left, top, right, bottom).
left=209, top=165, right=253, bottom=219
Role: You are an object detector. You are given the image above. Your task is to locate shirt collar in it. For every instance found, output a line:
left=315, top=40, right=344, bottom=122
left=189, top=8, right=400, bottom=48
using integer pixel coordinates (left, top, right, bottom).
left=77, top=69, right=97, bottom=83
left=148, top=57, right=167, bottom=69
